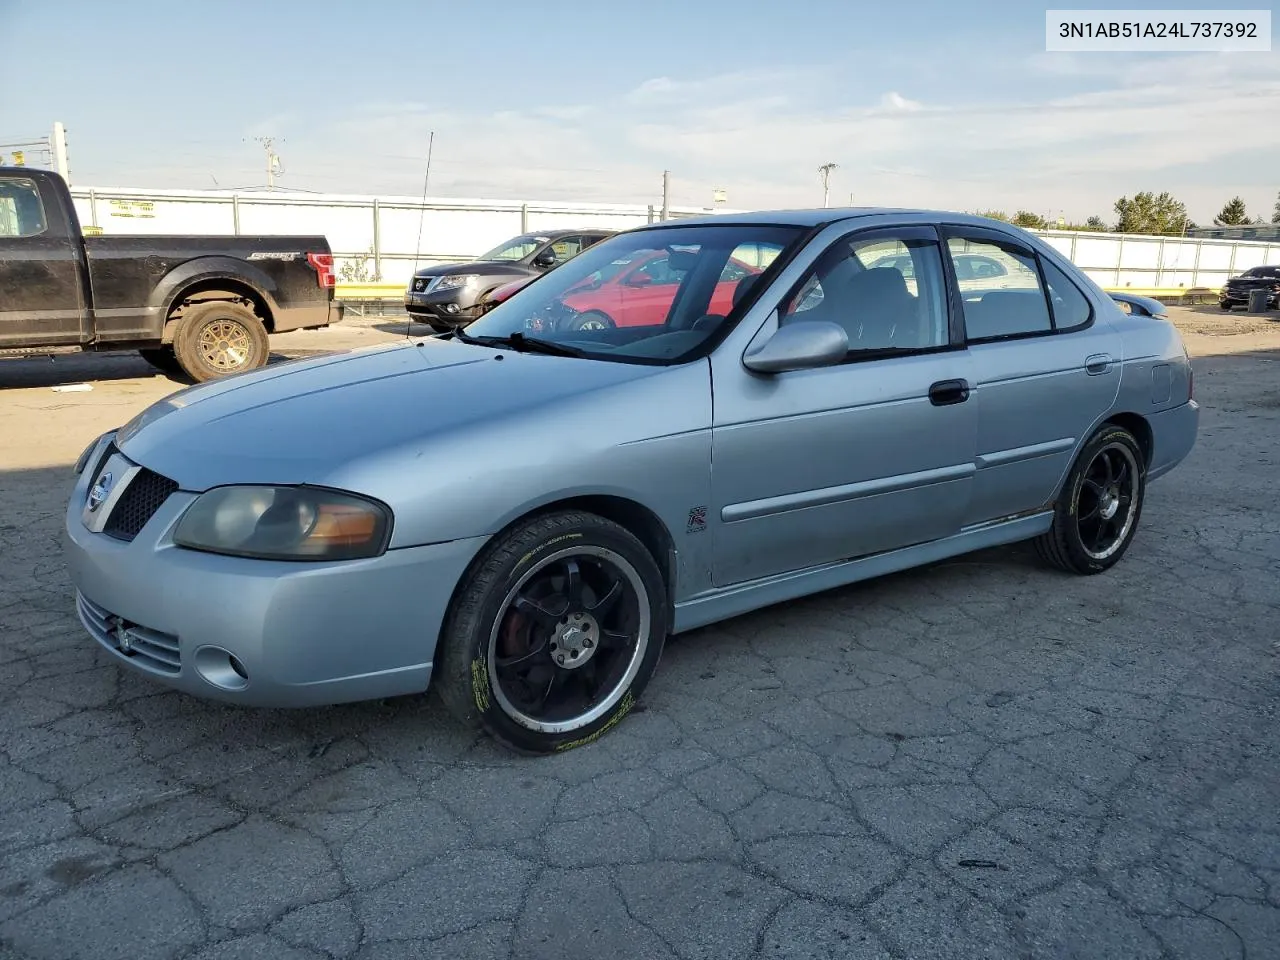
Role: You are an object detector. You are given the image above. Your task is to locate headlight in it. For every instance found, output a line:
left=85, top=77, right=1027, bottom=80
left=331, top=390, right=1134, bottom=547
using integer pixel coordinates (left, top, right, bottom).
left=74, top=431, right=113, bottom=475
left=173, top=486, right=392, bottom=561
left=435, top=274, right=479, bottom=291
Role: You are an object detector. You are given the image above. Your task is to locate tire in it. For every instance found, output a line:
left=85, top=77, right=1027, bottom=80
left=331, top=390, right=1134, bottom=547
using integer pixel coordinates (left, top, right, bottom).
left=434, top=510, right=668, bottom=754
left=1219, top=301, right=1232, bottom=311
left=172, top=302, right=270, bottom=383
left=1034, top=424, right=1146, bottom=575
left=563, top=310, right=615, bottom=332
left=138, top=346, right=185, bottom=378
left=427, top=319, right=453, bottom=334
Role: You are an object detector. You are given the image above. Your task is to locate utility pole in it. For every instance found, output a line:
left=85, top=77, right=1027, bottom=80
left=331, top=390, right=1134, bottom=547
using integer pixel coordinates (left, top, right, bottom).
left=661, top=170, right=671, bottom=221
left=52, top=122, right=70, bottom=185
left=818, top=162, right=838, bottom=208
left=254, top=136, right=282, bottom=188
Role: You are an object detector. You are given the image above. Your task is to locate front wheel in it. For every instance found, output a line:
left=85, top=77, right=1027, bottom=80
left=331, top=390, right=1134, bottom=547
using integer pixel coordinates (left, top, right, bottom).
left=563, top=310, right=615, bottom=332
left=434, top=510, right=667, bottom=754
left=172, top=302, right=270, bottom=382
left=1219, top=301, right=1233, bottom=311
left=1034, top=424, right=1146, bottom=575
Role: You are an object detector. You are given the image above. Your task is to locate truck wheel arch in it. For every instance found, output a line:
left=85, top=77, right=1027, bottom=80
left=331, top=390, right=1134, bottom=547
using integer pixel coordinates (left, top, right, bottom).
left=149, top=258, right=280, bottom=339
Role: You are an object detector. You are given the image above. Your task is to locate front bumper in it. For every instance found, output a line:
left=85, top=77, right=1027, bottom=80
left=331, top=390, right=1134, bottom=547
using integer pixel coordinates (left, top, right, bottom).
left=404, top=286, right=482, bottom=326
left=63, top=452, right=487, bottom=708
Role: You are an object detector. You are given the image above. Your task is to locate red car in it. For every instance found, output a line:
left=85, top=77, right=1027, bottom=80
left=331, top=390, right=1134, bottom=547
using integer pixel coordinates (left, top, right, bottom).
left=478, top=249, right=762, bottom=332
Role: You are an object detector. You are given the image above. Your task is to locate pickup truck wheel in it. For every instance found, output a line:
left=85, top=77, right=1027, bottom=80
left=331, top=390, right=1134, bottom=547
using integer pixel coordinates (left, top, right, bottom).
left=173, top=302, right=269, bottom=382
left=138, top=346, right=184, bottom=377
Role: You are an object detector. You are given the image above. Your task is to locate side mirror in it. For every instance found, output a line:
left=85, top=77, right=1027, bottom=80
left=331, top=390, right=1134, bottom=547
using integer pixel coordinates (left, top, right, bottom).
left=533, top=249, right=557, bottom=268
left=743, top=319, right=849, bottom=374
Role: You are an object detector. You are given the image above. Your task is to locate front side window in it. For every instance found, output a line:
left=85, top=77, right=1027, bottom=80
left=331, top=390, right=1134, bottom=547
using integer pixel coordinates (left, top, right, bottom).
left=780, top=233, right=950, bottom=354
left=0, top=178, right=47, bottom=238
left=462, top=223, right=804, bottom=365
left=549, top=236, right=587, bottom=260
left=947, top=237, right=1051, bottom=340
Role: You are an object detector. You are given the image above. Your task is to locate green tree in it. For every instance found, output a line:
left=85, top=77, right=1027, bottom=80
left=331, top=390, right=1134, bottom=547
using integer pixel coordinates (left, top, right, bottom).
left=1272, top=190, right=1280, bottom=223
left=1113, top=192, right=1193, bottom=235
left=1213, top=196, right=1250, bottom=226
left=1011, top=210, right=1048, bottom=229
left=974, top=209, right=1011, bottom=222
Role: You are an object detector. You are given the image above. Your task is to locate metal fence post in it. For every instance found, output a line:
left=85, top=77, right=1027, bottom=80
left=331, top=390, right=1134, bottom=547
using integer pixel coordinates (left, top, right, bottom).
left=647, top=205, right=655, bottom=224
left=1192, top=239, right=1202, bottom=288
left=521, top=203, right=529, bottom=233
left=1156, top=237, right=1166, bottom=287
left=1115, top=236, right=1124, bottom=286
left=231, top=195, right=241, bottom=235
left=88, top=188, right=99, bottom=228
left=372, top=198, right=382, bottom=280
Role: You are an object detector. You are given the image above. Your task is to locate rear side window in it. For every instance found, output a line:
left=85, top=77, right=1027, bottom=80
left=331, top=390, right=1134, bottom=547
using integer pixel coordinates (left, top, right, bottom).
left=1040, top=258, right=1092, bottom=331
left=0, top=177, right=47, bottom=238
left=947, top=238, right=1051, bottom=340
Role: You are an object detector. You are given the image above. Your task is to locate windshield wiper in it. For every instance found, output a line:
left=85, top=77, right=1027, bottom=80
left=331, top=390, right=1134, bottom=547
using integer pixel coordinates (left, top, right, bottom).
left=453, top=328, right=586, bottom=358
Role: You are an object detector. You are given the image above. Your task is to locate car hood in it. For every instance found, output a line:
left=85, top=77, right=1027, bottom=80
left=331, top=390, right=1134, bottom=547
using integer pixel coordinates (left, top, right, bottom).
left=411, top=260, right=536, bottom=280
left=116, top=339, right=663, bottom=492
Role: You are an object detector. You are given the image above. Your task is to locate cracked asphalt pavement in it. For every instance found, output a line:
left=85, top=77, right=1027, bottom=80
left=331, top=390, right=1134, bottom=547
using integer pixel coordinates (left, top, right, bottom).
left=1, top=309, right=1278, bottom=959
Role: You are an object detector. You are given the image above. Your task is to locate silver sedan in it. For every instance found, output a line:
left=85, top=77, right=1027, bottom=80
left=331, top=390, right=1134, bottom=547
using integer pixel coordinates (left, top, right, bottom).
left=64, top=209, right=1199, bottom=753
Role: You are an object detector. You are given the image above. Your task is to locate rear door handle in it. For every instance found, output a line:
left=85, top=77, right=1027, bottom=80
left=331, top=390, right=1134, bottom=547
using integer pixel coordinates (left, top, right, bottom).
left=929, top=379, right=971, bottom=406
left=1085, top=353, right=1114, bottom=375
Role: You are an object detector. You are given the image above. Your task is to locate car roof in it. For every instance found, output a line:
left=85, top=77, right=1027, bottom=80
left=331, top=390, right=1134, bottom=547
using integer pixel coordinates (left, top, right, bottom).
left=525, top=228, right=617, bottom=239
left=632, top=208, right=1027, bottom=231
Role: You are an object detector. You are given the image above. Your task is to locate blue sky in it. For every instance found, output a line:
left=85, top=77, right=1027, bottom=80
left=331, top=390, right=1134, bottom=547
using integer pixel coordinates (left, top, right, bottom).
left=2, top=0, right=1277, bottom=223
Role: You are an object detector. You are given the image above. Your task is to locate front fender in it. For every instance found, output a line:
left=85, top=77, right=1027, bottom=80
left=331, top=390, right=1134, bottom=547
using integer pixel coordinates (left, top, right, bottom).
left=149, top=257, right=281, bottom=321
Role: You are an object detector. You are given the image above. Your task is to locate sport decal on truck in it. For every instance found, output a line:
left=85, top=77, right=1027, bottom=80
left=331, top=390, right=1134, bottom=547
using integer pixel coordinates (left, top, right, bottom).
left=247, top=251, right=301, bottom=261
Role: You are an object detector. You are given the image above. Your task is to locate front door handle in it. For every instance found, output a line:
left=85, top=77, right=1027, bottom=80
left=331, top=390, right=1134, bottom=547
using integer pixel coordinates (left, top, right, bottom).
left=929, top=379, right=971, bottom=406
left=1085, top=353, right=1114, bottom=375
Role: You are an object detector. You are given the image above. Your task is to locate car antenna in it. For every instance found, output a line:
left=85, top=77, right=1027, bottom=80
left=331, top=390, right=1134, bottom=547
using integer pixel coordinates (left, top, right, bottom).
left=409, top=131, right=435, bottom=339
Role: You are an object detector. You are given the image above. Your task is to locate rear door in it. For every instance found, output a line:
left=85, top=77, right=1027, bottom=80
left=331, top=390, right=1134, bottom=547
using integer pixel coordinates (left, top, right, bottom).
left=0, top=173, right=87, bottom=346
left=942, top=226, right=1122, bottom=526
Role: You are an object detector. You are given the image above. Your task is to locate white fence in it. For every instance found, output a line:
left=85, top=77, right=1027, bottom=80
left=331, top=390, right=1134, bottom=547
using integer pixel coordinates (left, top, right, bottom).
left=69, top=186, right=712, bottom=285
left=69, top=185, right=1280, bottom=291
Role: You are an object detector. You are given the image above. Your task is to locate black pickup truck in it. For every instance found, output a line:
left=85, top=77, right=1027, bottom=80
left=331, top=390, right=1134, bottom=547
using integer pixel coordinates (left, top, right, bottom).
left=0, top=167, right=343, bottom=381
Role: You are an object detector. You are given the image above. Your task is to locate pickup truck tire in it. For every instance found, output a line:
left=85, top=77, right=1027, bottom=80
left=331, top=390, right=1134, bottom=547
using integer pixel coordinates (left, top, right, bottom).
left=138, top=346, right=184, bottom=377
left=172, top=302, right=270, bottom=382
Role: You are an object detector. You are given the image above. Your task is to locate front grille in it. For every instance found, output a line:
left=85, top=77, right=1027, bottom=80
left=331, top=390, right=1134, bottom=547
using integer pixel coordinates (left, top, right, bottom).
left=103, top=468, right=178, bottom=541
left=77, top=592, right=182, bottom=676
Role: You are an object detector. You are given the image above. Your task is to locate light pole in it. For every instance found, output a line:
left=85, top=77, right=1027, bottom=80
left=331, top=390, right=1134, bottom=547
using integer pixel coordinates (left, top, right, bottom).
left=818, top=162, right=838, bottom=208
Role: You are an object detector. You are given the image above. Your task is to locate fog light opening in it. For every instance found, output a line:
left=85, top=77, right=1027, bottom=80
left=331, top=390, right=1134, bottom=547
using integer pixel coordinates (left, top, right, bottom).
left=193, top=645, right=250, bottom=692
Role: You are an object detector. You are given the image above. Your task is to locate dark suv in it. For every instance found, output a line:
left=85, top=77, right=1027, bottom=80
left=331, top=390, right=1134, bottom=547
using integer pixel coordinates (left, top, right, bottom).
left=404, top=229, right=615, bottom=331
left=1220, top=265, right=1280, bottom=311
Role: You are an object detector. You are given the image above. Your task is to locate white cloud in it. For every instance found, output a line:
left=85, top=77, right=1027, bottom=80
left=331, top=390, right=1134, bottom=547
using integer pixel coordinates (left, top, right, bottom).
left=85, top=59, right=1280, bottom=225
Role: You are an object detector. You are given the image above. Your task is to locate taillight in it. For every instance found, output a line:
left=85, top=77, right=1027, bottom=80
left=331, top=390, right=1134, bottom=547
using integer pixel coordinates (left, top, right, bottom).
left=307, top=252, right=335, bottom=289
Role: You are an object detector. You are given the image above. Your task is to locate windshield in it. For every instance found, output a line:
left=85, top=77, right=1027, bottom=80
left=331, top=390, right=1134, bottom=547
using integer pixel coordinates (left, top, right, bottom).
left=478, top=235, right=548, bottom=261
left=460, top=224, right=804, bottom=364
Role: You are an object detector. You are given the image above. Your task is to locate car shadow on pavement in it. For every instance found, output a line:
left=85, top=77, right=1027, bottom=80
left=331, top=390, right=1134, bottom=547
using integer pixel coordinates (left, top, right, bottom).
left=0, top=350, right=341, bottom=391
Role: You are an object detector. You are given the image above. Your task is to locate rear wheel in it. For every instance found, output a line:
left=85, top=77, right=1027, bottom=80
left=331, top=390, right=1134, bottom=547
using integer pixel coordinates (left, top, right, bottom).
left=1219, top=301, right=1233, bottom=311
left=1034, top=425, right=1145, bottom=575
left=172, top=302, right=270, bottom=382
left=138, top=346, right=184, bottom=378
left=434, top=510, right=667, bottom=754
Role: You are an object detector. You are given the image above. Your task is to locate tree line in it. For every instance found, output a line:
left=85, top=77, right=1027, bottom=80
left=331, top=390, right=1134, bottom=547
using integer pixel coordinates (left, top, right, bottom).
left=975, top=190, right=1280, bottom=236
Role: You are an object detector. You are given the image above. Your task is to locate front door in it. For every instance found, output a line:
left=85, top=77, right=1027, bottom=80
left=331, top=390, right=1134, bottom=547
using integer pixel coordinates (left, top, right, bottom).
left=709, top=226, right=978, bottom=587
left=941, top=227, right=1122, bottom=526
left=0, top=173, right=87, bottom=346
